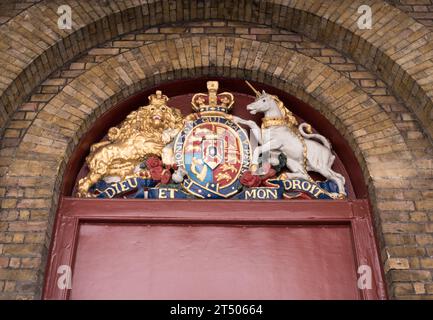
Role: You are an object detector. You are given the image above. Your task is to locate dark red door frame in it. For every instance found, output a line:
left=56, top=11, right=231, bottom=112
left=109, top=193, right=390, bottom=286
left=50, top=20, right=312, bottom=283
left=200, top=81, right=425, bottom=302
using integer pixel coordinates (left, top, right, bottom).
left=43, top=198, right=387, bottom=300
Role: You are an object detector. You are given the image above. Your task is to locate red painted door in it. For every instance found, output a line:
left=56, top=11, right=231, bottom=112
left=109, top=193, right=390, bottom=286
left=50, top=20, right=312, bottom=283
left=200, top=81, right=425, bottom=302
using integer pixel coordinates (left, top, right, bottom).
left=43, top=199, right=387, bottom=299
left=71, top=224, right=358, bottom=299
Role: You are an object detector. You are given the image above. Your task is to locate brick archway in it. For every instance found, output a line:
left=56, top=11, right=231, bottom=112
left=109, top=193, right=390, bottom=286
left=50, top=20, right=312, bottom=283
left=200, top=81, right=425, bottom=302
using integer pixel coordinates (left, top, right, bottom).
left=1, top=0, right=433, bottom=145
left=1, top=36, right=417, bottom=298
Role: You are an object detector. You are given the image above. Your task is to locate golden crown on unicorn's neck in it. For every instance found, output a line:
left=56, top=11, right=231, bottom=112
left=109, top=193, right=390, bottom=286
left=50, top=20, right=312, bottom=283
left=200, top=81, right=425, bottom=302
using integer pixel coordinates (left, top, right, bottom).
left=191, top=81, right=234, bottom=113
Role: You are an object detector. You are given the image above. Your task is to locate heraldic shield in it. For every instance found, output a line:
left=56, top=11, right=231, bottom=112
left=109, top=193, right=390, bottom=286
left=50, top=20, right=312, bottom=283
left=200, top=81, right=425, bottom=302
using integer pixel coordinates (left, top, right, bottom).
left=175, top=115, right=251, bottom=199
left=173, top=81, right=251, bottom=199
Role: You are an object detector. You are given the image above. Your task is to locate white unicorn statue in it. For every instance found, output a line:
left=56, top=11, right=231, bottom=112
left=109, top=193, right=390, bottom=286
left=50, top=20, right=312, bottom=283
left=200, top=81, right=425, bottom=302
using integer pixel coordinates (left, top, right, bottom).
left=232, top=81, right=346, bottom=198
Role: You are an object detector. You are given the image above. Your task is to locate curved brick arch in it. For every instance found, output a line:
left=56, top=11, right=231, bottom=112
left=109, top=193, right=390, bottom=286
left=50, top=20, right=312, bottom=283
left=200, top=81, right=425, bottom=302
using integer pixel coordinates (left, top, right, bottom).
left=1, top=36, right=416, bottom=298
left=1, top=0, right=433, bottom=145
left=19, top=37, right=410, bottom=186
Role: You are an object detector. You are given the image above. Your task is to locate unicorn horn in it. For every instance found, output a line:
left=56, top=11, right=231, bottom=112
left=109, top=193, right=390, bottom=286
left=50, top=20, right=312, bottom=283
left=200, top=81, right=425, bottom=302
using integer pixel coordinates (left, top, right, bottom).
left=245, top=80, right=260, bottom=97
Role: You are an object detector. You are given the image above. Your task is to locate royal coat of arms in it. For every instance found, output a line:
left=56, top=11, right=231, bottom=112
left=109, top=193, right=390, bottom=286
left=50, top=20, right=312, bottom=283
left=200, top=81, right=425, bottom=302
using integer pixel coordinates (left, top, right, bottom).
left=77, top=81, right=346, bottom=200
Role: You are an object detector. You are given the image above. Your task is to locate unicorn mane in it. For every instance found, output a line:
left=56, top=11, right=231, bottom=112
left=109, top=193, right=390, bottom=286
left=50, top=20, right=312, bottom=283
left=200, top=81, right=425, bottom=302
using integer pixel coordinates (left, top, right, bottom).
left=269, top=94, right=298, bottom=127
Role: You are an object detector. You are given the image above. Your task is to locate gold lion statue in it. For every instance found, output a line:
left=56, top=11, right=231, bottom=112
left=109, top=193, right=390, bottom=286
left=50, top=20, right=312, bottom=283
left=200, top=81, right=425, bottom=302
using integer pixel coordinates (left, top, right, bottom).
left=77, top=90, right=184, bottom=197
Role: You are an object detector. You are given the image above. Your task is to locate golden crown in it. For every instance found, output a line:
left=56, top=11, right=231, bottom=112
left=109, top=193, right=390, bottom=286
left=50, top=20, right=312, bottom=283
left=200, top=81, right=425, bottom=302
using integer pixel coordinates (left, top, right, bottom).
left=148, top=90, right=169, bottom=107
left=191, top=81, right=234, bottom=113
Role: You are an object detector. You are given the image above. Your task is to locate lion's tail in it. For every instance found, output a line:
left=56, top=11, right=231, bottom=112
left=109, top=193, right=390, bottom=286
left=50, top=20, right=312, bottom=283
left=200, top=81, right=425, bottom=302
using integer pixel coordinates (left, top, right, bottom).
left=298, top=123, right=331, bottom=150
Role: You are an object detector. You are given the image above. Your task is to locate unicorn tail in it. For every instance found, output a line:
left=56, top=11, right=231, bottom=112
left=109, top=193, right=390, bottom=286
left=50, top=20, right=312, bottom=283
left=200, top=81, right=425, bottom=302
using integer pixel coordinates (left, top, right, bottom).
left=298, top=123, right=331, bottom=150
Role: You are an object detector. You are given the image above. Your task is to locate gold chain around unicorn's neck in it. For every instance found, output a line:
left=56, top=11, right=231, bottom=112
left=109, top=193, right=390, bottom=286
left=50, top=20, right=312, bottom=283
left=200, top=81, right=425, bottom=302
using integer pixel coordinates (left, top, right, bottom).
left=261, top=117, right=290, bottom=129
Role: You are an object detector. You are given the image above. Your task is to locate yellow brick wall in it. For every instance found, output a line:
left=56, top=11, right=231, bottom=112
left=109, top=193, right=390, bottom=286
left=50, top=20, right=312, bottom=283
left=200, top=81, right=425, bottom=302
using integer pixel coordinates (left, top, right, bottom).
left=0, top=0, right=433, bottom=300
